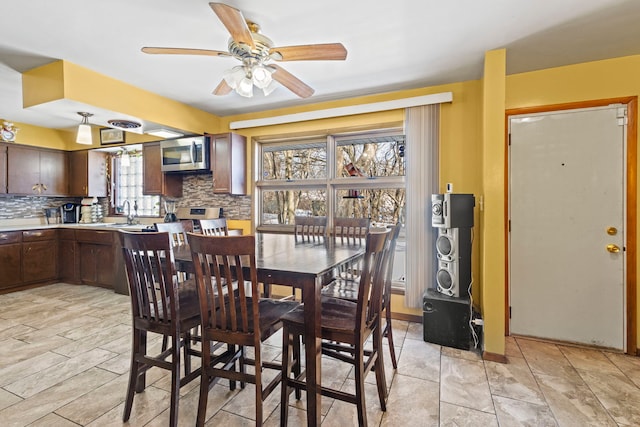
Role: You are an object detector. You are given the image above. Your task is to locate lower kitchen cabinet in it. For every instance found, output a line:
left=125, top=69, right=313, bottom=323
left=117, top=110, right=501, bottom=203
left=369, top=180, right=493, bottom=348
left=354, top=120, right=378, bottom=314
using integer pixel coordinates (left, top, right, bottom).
left=76, top=230, right=116, bottom=289
left=1, top=227, right=127, bottom=293
left=22, top=229, right=57, bottom=283
left=58, top=228, right=78, bottom=283
left=0, top=231, right=22, bottom=289
left=0, top=229, right=57, bottom=290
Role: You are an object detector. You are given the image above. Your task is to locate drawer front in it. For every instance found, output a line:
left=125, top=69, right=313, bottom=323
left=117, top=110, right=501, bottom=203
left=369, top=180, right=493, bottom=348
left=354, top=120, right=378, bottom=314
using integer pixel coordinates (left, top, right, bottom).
left=75, top=229, right=114, bottom=245
left=23, top=229, right=57, bottom=242
left=0, top=231, right=21, bottom=244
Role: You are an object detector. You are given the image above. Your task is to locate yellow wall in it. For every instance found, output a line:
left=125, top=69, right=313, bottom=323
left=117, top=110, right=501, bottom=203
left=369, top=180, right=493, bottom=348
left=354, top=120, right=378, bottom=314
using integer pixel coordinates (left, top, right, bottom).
left=481, top=49, right=507, bottom=357
left=0, top=121, right=70, bottom=149
left=506, top=54, right=640, bottom=349
left=21, top=60, right=224, bottom=150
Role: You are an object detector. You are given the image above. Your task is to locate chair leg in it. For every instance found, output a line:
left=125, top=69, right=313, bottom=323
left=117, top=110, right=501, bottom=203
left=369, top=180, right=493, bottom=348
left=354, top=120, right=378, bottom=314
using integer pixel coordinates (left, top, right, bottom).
left=292, top=333, right=301, bottom=400
left=280, top=328, right=292, bottom=427
left=196, top=342, right=211, bottom=427
left=136, top=331, right=147, bottom=393
left=374, top=323, right=388, bottom=410
left=169, top=333, right=181, bottom=427
left=354, top=345, right=368, bottom=427
left=183, top=332, right=191, bottom=375
left=384, top=303, right=398, bottom=369
left=123, top=328, right=142, bottom=422
left=254, top=344, right=263, bottom=426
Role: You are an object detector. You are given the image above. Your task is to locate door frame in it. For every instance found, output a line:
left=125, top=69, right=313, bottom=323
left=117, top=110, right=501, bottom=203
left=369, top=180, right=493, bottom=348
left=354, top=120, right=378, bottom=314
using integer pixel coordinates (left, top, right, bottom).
left=505, top=97, right=637, bottom=355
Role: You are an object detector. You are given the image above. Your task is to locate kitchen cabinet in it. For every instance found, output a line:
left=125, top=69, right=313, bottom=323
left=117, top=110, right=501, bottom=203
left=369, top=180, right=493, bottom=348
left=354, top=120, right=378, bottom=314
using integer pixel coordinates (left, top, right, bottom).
left=58, top=228, right=79, bottom=283
left=208, top=132, right=246, bottom=195
left=0, top=143, right=7, bottom=194
left=7, top=145, right=68, bottom=195
left=143, top=141, right=182, bottom=197
left=0, top=231, right=22, bottom=289
left=68, top=150, right=107, bottom=197
left=22, top=229, right=57, bottom=284
left=76, top=230, right=117, bottom=289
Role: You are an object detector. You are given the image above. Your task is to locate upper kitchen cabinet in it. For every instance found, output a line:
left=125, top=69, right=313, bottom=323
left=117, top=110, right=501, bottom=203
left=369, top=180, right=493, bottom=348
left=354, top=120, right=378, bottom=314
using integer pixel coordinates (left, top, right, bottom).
left=143, top=141, right=182, bottom=197
left=0, top=144, right=7, bottom=194
left=68, top=150, right=108, bottom=197
left=208, top=133, right=246, bottom=195
left=7, top=145, right=67, bottom=195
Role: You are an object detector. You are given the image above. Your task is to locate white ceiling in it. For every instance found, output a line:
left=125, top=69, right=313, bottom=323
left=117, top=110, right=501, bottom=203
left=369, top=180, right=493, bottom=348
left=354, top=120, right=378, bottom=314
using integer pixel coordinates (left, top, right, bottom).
left=2, top=0, right=640, bottom=132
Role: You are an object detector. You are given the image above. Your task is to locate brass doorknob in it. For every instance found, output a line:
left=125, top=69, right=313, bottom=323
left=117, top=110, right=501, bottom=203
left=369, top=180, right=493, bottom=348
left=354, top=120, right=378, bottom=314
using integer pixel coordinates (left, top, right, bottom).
left=607, top=244, right=621, bottom=253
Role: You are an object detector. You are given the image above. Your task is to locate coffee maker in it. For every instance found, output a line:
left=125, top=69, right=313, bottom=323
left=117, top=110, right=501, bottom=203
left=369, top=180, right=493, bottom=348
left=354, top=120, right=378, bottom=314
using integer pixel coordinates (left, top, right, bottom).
left=60, top=203, right=81, bottom=223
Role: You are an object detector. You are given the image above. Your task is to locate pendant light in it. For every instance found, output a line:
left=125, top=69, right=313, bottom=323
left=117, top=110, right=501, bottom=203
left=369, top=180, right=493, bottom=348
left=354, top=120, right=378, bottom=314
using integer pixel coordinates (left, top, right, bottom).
left=76, top=112, right=93, bottom=145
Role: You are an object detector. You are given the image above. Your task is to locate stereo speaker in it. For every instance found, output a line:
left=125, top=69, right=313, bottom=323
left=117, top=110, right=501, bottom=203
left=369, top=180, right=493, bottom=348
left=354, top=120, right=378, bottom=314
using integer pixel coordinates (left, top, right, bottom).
left=435, top=228, right=471, bottom=298
left=423, top=288, right=471, bottom=350
left=431, top=193, right=475, bottom=229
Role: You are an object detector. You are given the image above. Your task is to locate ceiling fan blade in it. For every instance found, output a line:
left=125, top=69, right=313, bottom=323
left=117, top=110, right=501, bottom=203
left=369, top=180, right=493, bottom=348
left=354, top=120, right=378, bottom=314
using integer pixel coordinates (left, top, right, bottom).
left=142, top=47, right=231, bottom=57
left=270, top=43, right=348, bottom=61
left=270, top=64, right=315, bottom=98
left=209, top=2, right=255, bottom=49
left=213, top=79, right=233, bottom=96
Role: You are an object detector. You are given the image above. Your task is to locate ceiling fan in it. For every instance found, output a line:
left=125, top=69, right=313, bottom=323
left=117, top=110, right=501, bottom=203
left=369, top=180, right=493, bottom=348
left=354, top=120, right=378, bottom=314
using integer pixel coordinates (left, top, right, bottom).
left=142, top=2, right=347, bottom=98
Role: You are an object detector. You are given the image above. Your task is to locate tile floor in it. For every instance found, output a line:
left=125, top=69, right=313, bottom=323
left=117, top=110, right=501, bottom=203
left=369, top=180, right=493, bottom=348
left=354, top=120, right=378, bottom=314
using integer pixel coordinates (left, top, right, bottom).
left=1, top=283, right=640, bottom=426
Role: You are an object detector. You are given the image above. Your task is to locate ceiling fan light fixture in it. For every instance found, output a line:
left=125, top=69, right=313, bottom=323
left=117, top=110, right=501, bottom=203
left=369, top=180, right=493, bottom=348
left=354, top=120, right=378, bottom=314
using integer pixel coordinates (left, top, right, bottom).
left=76, top=112, right=93, bottom=145
left=223, top=65, right=246, bottom=89
left=236, top=76, right=254, bottom=97
left=252, top=64, right=273, bottom=89
left=262, top=79, right=278, bottom=96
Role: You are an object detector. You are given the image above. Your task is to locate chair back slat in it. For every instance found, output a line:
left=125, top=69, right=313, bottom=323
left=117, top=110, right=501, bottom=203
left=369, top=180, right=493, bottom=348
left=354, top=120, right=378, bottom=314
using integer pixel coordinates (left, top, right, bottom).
left=334, top=217, right=370, bottom=245
left=199, top=218, right=229, bottom=236
left=382, top=223, right=402, bottom=307
left=294, top=216, right=327, bottom=241
left=355, top=229, right=390, bottom=332
left=155, top=222, right=189, bottom=247
left=188, top=233, right=259, bottom=341
left=120, top=231, right=178, bottom=328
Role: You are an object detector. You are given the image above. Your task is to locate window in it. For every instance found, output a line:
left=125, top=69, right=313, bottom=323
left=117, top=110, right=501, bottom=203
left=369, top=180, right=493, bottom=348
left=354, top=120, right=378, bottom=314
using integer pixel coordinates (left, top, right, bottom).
left=256, top=129, right=406, bottom=286
left=257, top=130, right=405, bottom=229
left=112, top=152, right=160, bottom=217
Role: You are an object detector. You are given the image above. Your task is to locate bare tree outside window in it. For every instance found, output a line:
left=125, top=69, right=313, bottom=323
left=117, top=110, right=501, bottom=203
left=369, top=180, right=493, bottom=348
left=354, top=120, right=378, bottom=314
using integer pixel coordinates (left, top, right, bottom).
left=257, top=131, right=405, bottom=227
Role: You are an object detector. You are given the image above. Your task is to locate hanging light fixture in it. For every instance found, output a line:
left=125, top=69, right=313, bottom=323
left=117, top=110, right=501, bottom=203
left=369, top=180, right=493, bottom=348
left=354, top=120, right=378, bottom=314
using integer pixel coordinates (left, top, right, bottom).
left=76, top=112, right=93, bottom=145
left=223, top=60, right=276, bottom=98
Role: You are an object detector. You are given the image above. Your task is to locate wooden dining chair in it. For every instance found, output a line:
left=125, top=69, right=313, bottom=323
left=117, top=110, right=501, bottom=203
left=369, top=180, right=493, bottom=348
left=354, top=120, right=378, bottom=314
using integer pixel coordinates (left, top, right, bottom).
left=294, top=215, right=327, bottom=241
left=333, top=217, right=370, bottom=280
left=198, top=218, right=229, bottom=236
left=321, top=223, right=402, bottom=369
left=333, top=216, right=370, bottom=245
left=155, top=222, right=189, bottom=247
left=119, top=231, right=202, bottom=427
left=280, top=228, right=391, bottom=427
left=187, top=233, right=300, bottom=426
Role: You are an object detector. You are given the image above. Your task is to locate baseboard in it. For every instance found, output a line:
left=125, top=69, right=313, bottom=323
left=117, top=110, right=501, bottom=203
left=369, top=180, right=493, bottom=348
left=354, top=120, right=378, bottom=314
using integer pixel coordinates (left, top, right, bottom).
left=392, top=312, right=421, bottom=323
left=483, top=351, right=508, bottom=364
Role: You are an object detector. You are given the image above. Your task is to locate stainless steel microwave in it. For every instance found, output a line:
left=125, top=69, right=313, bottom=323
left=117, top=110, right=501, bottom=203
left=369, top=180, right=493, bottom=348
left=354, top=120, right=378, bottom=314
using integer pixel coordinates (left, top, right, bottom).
left=160, top=136, right=210, bottom=173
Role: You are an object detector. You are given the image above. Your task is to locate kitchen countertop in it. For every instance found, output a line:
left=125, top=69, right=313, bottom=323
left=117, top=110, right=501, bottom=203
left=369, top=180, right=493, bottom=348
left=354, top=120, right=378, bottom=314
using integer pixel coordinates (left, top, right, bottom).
left=0, top=220, right=152, bottom=233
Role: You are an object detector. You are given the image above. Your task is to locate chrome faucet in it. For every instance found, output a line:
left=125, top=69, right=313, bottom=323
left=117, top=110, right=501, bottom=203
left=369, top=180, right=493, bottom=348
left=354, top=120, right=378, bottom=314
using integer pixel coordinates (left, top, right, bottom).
left=122, top=200, right=136, bottom=225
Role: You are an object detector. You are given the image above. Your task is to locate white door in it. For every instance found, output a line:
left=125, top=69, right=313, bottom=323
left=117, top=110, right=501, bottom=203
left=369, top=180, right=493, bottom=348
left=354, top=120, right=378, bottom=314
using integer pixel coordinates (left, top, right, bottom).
left=509, top=105, right=626, bottom=350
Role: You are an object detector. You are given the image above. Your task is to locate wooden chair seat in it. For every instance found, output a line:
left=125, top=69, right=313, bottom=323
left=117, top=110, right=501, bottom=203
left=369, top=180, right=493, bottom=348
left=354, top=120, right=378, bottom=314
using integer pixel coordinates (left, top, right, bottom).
left=211, top=297, right=299, bottom=338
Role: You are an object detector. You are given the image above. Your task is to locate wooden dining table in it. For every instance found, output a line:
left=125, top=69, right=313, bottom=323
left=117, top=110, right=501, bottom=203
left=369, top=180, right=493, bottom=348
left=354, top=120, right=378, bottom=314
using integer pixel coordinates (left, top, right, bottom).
left=173, top=232, right=365, bottom=426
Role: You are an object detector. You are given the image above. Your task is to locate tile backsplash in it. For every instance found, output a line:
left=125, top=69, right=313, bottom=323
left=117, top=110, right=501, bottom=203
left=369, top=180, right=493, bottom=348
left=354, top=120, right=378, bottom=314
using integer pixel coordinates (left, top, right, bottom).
left=0, top=172, right=252, bottom=221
